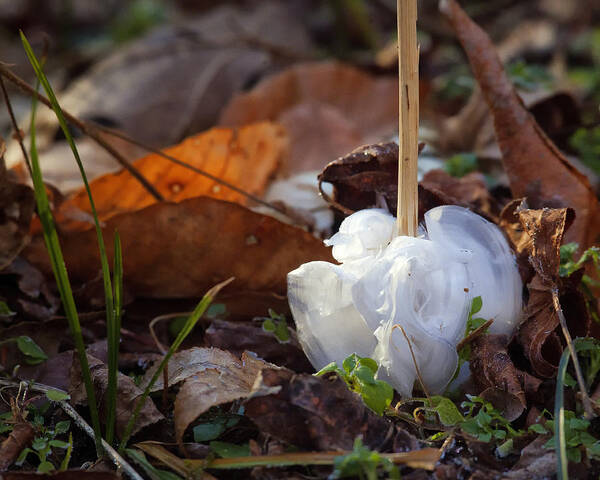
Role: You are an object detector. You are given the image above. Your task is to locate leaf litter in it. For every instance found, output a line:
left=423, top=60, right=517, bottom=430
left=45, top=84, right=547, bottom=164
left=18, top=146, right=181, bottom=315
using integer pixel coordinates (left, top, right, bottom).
left=2, top=0, right=600, bottom=479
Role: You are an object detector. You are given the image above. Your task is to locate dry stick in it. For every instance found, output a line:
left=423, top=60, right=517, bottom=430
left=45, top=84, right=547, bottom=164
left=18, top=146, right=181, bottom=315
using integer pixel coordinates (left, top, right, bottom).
left=455, top=318, right=494, bottom=352
left=0, top=64, right=293, bottom=220
left=0, top=76, right=32, bottom=177
left=0, top=63, right=163, bottom=202
left=396, top=0, right=419, bottom=237
left=552, top=287, right=595, bottom=419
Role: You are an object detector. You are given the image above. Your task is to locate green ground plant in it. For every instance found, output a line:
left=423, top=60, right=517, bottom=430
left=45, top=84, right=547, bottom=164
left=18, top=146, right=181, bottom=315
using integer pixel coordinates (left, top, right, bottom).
left=316, top=354, right=394, bottom=416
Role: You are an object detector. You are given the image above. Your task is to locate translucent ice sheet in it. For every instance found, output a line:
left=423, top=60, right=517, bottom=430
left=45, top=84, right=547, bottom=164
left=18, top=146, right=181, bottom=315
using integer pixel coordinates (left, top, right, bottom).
left=287, top=206, right=522, bottom=396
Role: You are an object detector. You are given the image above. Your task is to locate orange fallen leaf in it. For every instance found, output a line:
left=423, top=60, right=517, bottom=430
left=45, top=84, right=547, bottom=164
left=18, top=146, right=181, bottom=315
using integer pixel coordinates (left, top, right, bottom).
left=219, top=61, right=398, bottom=173
left=24, top=196, right=333, bottom=298
left=59, top=122, right=287, bottom=230
left=440, top=0, right=600, bottom=248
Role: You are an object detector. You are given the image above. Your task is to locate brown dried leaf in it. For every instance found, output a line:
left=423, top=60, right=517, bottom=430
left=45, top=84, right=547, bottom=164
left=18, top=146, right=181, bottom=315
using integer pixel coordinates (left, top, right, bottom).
left=244, top=368, right=393, bottom=451
left=0, top=163, right=35, bottom=270
left=319, top=143, right=496, bottom=219
left=319, top=142, right=399, bottom=213
left=503, top=436, right=556, bottom=480
left=518, top=275, right=590, bottom=378
left=171, top=349, right=274, bottom=444
left=139, top=346, right=249, bottom=392
left=470, top=334, right=526, bottom=420
left=204, top=319, right=313, bottom=373
left=1, top=257, right=60, bottom=320
left=70, top=354, right=164, bottom=439
left=0, top=420, right=35, bottom=471
left=440, top=0, right=600, bottom=248
left=517, top=207, right=574, bottom=285
left=58, top=123, right=287, bottom=230
left=498, top=199, right=534, bottom=283
left=420, top=170, right=500, bottom=219
left=220, top=62, right=398, bottom=173
left=504, top=204, right=590, bottom=377
left=24, top=197, right=333, bottom=298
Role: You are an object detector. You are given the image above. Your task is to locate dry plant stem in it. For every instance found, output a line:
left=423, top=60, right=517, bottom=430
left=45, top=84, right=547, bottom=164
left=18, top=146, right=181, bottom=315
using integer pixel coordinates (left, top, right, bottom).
left=0, top=379, right=143, bottom=480
left=0, top=76, right=32, bottom=177
left=396, top=0, right=419, bottom=237
left=393, top=324, right=431, bottom=401
left=455, top=318, right=494, bottom=352
left=135, top=441, right=441, bottom=471
left=0, top=63, right=163, bottom=202
left=552, top=287, right=595, bottom=419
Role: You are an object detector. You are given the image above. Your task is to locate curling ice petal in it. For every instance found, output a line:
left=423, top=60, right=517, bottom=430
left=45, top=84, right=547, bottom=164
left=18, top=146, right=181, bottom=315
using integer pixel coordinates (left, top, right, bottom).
left=325, top=208, right=395, bottom=262
left=351, top=236, right=469, bottom=394
left=287, top=260, right=377, bottom=370
left=425, top=206, right=522, bottom=336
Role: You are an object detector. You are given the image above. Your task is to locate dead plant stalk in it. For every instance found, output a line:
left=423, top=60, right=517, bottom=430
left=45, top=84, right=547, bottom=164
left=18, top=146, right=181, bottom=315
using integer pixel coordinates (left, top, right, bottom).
left=396, top=0, right=419, bottom=237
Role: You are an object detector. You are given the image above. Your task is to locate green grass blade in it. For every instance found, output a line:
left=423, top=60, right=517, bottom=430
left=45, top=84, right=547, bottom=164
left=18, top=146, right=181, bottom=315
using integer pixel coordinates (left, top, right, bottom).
left=106, top=232, right=123, bottom=444
left=28, top=80, right=103, bottom=455
left=555, top=347, right=569, bottom=480
left=118, top=277, right=234, bottom=453
left=20, top=31, right=117, bottom=443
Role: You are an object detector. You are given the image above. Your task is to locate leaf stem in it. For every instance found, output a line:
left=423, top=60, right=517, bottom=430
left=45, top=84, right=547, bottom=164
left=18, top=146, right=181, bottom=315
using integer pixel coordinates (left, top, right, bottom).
left=552, top=287, right=595, bottom=419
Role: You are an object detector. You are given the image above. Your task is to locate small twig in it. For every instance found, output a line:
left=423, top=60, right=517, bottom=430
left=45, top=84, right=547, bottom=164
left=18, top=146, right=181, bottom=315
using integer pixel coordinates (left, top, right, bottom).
left=0, top=379, right=143, bottom=480
left=552, top=287, right=595, bottom=419
left=396, top=0, right=419, bottom=237
left=148, top=313, right=181, bottom=355
left=0, top=63, right=163, bottom=202
left=455, top=318, right=494, bottom=352
left=148, top=313, right=186, bottom=411
left=0, top=76, right=32, bottom=177
left=393, top=324, right=431, bottom=402
left=136, top=441, right=441, bottom=471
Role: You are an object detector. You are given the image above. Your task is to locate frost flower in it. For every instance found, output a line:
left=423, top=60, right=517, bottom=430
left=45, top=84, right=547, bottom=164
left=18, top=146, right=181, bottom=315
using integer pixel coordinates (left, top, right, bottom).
left=287, top=206, right=522, bottom=397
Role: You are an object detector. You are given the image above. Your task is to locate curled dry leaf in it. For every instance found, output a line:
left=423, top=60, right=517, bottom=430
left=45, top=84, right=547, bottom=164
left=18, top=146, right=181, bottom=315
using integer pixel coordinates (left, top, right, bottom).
left=139, top=346, right=251, bottom=392
left=440, top=0, right=600, bottom=248
left=319, top=142, right=497, bottom=220
left=318, top=142, right=398, bottom=213
left=57, top=123, right=287, bottom=231
left=243, top=368, right=393, bottom=451
left=517, top=207, right=574, bottom=285
left=24, top=196, right=333, bottom=298
left=499, top=199, right=534, bottom=283
left=518, top=275, right=590, bottom=378
left=168, top=348, right=275, bottom=444
left=70, top=354, right=164, bottom=439
left=0, top=419, right=35, bottom=471
left=499, top=204, right=590, bottom=377
left=204, top=319, right=313, bottom=373
left=470, top=334, right=527, bottom=420
left=220, top=61, right=398, bottom=173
